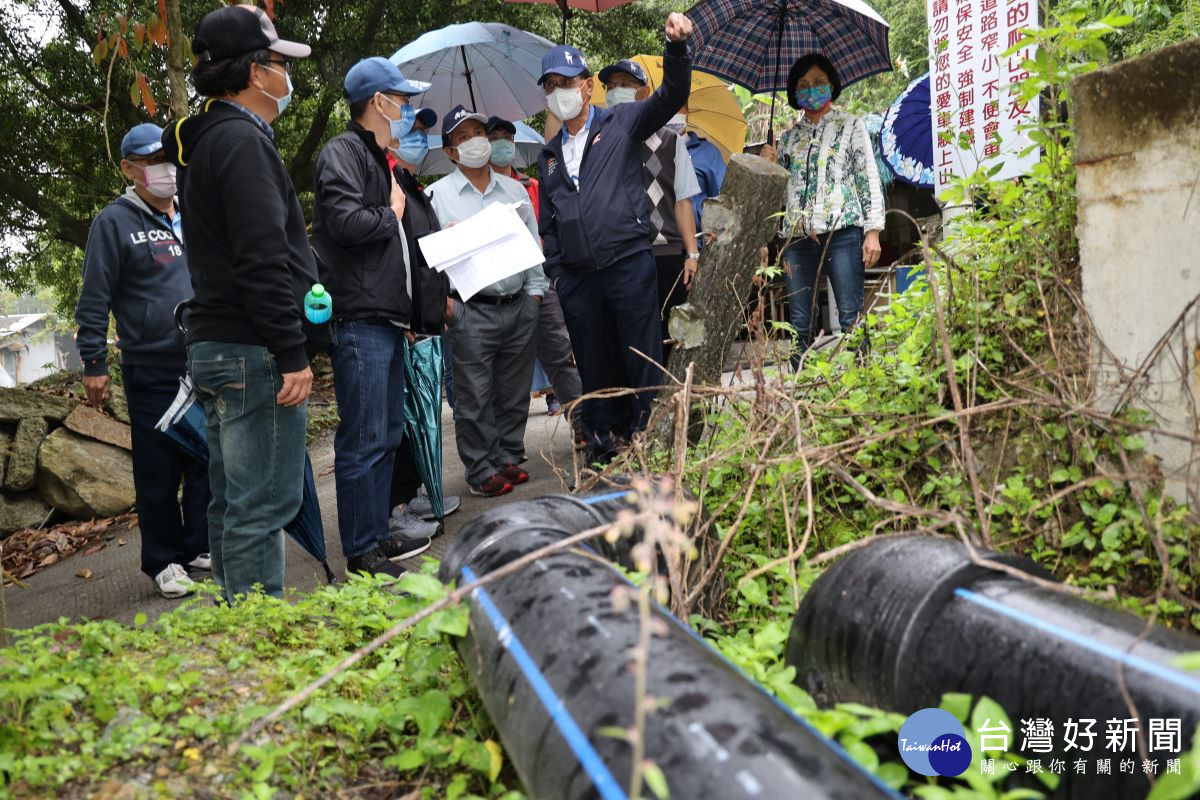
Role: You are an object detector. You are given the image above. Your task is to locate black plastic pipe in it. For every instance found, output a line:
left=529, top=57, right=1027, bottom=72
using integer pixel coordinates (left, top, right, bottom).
left=787, top=536, right=1200, bottom=799
left=439, top=492, right=901, bottom=800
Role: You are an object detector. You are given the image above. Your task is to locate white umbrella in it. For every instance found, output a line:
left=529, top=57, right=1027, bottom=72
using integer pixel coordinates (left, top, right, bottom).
left=417, top=119, right=546, bottom=177
left=391, top=22, right=556, bottom=122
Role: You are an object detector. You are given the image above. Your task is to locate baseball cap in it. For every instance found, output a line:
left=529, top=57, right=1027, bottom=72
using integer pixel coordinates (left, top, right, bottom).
left=538, top=44, right=589, bottom=86
left=415, top=108, right=438, bottom=130
left=485, top=116, right=516, bottom=136
left=120, top=123, right=164, bottom=158
left=344, top=57, right=431, bottom=103
left=441, top=105, right=488, bottom=137
left=192, top=4, right=311, bottom=63
left=598, top=59, right=647, bottom=87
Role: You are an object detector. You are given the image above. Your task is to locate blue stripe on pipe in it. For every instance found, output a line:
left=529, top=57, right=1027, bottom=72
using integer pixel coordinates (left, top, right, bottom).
left=954, top=588, right=1200, bottom=696
left=461, top=566, right=629, bottom=800
left=581, top=490, right=635, bottom=506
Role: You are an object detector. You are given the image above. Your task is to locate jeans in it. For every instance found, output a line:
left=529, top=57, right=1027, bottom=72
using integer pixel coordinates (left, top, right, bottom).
left=329, top=321, right=406, bottom=558
left=122, top=362, right=210, bottom=578
left=782, top=226, right=865, bottom=354
left=188, top=342, right=307, bottom=600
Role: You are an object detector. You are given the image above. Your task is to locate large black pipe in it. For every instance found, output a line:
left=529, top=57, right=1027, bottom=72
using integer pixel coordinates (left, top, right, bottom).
left=439, top=492, right=901, bottom=800
left=787, top=536, right=1200, bottom=799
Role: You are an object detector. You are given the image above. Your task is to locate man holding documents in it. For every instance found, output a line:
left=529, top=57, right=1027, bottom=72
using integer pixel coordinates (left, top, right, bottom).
left=535, top=13, right=694, bottom=463
left=425, top=105, right=548, bottom=499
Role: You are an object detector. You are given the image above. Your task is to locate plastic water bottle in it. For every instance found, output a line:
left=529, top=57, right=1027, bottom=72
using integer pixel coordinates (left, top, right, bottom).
left=304, top=283, right=332, bottom=324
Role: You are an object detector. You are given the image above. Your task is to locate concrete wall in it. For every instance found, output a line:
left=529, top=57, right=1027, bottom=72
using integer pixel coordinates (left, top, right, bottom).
left=0, top=333, right=64, bottom=387
left=1073, top=38, right=1200, bottom=503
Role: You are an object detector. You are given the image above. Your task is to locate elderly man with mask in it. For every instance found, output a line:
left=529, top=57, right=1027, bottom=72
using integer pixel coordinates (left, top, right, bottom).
left=425, top=106, right=547, bottom=499
left=535, top=12, right=694, bottom=463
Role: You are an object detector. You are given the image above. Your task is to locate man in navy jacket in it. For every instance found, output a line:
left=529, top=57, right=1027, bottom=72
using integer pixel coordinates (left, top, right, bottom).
left=536, top=12, right=693, bottom=461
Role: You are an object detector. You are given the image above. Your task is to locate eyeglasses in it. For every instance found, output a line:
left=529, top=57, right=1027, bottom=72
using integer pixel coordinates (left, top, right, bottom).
left=542, top=76, right=581, bottom=94
left=127, top=152, right=168, bottom=166
left=265, top=58, right=289, bottom=71
left=381, top=93, right=412, bottom=108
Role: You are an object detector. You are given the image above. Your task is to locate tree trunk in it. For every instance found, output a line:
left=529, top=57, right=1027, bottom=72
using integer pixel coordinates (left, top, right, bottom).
left=165, top=0, right=188, bottom=119
left=663, top=154, right=789, bottom=385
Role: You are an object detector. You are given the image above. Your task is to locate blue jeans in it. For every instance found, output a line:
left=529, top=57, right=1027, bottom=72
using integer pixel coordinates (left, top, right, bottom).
left=329, top=321, right=406, bottom=558
left=782, top=226, right=865, bottom=354
left=188, top=342, right=307, bottom=600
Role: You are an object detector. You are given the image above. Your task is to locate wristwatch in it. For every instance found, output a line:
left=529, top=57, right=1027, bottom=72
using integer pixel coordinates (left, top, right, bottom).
left=685, top=252, right=700, bottom=262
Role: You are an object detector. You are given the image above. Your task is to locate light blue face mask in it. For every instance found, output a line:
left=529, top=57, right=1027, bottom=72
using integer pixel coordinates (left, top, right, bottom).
left=393, top=129, right=428, bottom=166
left=489, top=138, right=517, bottom=167
left=262, top=65, right=294, bottom=115
left=382, top=97, right=416, bottom=143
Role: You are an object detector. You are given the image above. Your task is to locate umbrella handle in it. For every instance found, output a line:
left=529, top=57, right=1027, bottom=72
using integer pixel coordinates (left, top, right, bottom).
left=321, top=560, right=337, bottom=585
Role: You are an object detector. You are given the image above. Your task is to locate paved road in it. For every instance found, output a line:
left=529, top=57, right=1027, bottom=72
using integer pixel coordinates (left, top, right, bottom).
left=2, top=398, right=579, bottom=630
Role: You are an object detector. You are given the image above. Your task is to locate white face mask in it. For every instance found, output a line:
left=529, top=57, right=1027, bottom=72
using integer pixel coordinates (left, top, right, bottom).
left=139, top=163, right=177, bottom=198
left=606, top=87, right=637, bottom=107
left=548, top=86, right=584, bottom=121
left=455, top=136, right=492, bottom=169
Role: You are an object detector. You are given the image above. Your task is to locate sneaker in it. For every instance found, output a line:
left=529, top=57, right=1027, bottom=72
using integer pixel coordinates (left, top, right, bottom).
left=470, top=474, right=514, bottom=498
left=389, top=505, right=442, bottom=539
left=345, top=548, right=407, bottom=582
left=379, top=532, right=433, bottom=562
left=500, top=463, right=530, bottom=485
left=155, top=563, right=196, bottom=598
left=546, top=392, right=562, bottom=416
left=186, top=552, right=212, bottom=571
left=407, top=492, right=461, bottom=520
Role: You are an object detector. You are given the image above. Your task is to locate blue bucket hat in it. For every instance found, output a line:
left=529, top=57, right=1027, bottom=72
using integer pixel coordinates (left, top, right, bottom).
left=120, top=123, right=164, bottom=158
left=344, top=57, right=430, bottom=103
left=538, top=44, right=589, bottom=86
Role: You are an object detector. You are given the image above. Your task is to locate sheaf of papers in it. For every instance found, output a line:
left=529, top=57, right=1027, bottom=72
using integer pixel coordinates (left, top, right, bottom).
left=417, top=202, right=544, bottom=302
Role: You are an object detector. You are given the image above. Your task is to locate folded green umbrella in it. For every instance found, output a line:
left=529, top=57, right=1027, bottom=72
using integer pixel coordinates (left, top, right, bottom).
left=403, top=336, right=446, bottom=520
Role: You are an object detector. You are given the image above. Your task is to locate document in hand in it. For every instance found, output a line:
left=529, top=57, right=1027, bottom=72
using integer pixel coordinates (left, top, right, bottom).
left=417, top=202, right=544, bottom=302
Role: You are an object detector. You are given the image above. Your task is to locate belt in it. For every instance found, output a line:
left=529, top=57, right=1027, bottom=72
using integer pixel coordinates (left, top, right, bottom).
left=452, top=292, right=521, bottom=306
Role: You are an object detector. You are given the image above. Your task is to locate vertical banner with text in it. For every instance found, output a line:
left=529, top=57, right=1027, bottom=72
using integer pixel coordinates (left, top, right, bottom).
left=925, top=0, right=1040, bottom=196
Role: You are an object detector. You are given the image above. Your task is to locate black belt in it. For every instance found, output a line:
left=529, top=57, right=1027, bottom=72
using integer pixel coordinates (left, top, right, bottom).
left=452, top=292, right=521, bottom=306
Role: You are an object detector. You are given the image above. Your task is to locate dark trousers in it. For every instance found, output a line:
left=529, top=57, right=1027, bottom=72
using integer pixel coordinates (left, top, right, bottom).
left=655, top=252, right=688, bottom=364
left=555, top=249, right=663, bottom=449
left=122, top=362, right=210, bottom=578
left=390, top=436, right=423, bottom=508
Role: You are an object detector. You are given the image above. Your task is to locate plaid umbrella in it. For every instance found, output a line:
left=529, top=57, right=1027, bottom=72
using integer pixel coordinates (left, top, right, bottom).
left=686, top=0, right=891, bottom=139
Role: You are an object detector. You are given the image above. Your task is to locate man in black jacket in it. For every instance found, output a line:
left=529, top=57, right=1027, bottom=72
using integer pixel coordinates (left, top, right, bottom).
left=313, top=57, right=434, bottom=580
left=75, top=122, right=210, bottom=600
left=162, top=4, right=321, bottom=601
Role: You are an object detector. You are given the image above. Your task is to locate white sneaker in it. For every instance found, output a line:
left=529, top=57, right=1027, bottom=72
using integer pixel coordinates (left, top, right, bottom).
left=155, top=563, right=196, bottom=598
left=187, top=552, right=212, bottom=571
left=389, top=505, right=443, bottom=539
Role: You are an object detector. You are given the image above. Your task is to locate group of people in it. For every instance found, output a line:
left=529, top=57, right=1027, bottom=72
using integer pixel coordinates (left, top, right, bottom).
left=76, top=3, right=885, bottom=602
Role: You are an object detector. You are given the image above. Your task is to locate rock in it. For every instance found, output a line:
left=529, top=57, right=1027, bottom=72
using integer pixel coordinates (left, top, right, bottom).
left=0, top=492, right=51, bottom=536
left=0, top=386, right=78, bottom=422
left=36, top=429, right=135, bottom=519
left=4, top=417, right=47, bottom=492
left=0, top=426, right=12, bottom=485
left=105, top=383, right=130, bottom=425
left=64, top=404, right=133, bottom=451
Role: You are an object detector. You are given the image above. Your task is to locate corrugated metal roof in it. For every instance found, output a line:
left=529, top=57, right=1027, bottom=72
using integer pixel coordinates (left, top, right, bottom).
left=0, top=313, right=47, bottom=338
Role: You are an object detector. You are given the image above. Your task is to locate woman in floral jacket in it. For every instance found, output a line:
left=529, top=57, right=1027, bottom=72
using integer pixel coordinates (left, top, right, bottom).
left=760, top=53, right=884, bottom=361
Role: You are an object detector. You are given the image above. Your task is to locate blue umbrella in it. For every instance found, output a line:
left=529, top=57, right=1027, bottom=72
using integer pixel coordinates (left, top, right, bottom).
left=402, top=337, right=446, bottom=520
left=391, top=22, right=556, bottom=121
left=686, top=0, right=891, bottom=140
left=419, top=119, right=545, bottom=176
left=155, top=376, right=335, bottom=584
left=881, top=72, right=933, bottom=190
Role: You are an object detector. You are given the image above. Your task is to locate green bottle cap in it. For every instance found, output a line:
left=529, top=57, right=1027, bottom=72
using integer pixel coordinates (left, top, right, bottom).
left=310, top=283, right=325, bottom=297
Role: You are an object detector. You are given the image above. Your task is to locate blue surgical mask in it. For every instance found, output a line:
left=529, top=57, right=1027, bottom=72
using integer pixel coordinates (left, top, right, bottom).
left=392, top=129, right=428, bottom=167
left=261, top=65, right=293, bottom=116
left=382, top=97, right=416, bottom=143
left=795, top=83, right=832, bottom=112
left=489, top=139, right=517, bottom=167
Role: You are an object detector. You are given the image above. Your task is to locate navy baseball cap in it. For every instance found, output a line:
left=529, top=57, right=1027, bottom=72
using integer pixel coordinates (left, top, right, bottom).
left=442, top=105, right=488, bottom=136
left=485, top=116, right=516, bottom=136
left=538, top=44, right=589, bottom=85
left=598, top=59, right=647, bottom=87
left=344, top=57, right=431, bottom=103
left=192, top=4, right=310, bottom=63
left=414, top=108, right=437, bottom=130
left=120, top=123, right=164, bottom=158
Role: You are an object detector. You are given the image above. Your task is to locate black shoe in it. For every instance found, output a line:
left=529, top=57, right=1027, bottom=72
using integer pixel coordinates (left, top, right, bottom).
left=379, top=533, right=432, bottom=563
left=345, top=548, right=407, bottom=581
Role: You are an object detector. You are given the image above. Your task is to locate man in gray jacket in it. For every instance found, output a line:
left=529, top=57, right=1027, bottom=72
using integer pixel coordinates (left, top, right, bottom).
left=75, top=122, right=210, bottom=600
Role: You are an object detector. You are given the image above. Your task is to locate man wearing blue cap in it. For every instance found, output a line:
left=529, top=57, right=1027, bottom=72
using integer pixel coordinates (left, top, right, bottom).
left=535, top=12, right=694, bottom=462
left=313, top=56, right=436, bottom=581
left=75, top=123, right=211, bottom=599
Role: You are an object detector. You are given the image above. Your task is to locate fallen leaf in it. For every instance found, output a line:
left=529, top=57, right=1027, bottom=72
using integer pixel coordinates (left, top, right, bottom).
left=76, top=568, right=93, bottom=579
left=117, top=538, right=127, bottom=546
left=84, top=544, right=104, bottom=556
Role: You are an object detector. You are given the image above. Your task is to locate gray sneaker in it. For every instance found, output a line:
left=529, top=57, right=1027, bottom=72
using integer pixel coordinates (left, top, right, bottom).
left=407, top=492, right=461, bottom=521
left=389, top=505, right=443, bottom=539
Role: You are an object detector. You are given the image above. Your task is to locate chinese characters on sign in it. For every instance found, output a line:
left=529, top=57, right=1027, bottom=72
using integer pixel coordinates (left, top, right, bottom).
left=975, top=717, right=1185, bottom=776
left=925, top=0, right=1040, bottom=195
